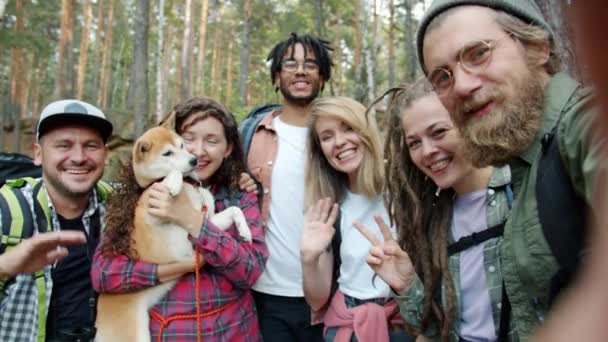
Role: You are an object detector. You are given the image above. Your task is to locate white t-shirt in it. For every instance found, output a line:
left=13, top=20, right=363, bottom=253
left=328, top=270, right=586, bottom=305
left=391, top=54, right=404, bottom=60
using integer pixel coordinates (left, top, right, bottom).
left=337, top=191, right=395, bottom=300
left=452, top=190, right=496, bottom=341
left=252, top=116, right=308, bottom=297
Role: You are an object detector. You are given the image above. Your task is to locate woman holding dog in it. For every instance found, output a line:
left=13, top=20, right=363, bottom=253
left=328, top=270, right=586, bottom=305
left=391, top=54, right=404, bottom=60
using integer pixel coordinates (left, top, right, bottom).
left=300, top=96, right=413, bottom=342
left=91, top=97, right=268, bottom=341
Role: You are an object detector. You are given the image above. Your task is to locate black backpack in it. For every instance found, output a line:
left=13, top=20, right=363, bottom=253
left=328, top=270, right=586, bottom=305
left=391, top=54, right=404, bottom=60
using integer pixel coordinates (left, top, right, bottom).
left=0, top=152, right=42, bottom=187
left=537, top=114, right=588, bottom=306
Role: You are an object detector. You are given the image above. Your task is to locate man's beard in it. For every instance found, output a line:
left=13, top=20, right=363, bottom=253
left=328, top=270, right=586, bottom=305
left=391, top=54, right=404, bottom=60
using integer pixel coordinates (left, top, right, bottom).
left=279, top=81, right=321, bottom=107
left=45, top=168, right=98, bottom=200
left=454, top=70, right=546, bottom=167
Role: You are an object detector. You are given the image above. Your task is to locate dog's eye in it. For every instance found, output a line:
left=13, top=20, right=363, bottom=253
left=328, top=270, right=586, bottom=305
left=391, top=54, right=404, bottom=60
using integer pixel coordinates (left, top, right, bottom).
left=162, top=151, right=173, bottom=157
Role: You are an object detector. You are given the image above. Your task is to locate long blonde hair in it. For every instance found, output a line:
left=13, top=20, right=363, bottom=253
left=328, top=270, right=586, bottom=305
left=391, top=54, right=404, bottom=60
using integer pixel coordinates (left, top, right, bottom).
left=305, top=96, right=385, bottom=207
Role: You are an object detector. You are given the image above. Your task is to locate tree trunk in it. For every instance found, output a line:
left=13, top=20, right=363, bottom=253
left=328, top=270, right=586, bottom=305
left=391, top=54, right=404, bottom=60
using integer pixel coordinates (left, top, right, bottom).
left=354, top=0, right=366, bottom=102
left=388, top=0, right=396, bottom=87
left=11, top=0, right=26, bottom=119
left=173, top=24, right=183, bottom=104
left=97, top=0, right=114, bottom=109
left=76, top=0, right=93, bottom=99
left=161, top=24, right=174, bottom=113
left=92, top=0, right=104, bottom=96
left=534, top=0, right=581, bottom=80
left=225, top=38, right=233, bottom=105
left=239, top=0, right=251, bottom=107
left=54, top=0, right=74, bottom=99
left=366, top=0, right=379, bottom=114
left=210, top=31, right=219, bottom=98
left=353, top=0, right=361, bottom=68
left=156, top=0, right=165, bottom=122
left=30, top=59, right=46, bottom=119
left=313, top=0, right=324, bottom=37
left=336, top=32, right=344, bottom=95
left=110, top=38, right=126, bottom=110
left=180, top=0, right=193, bottom=99
left=127, top=0, right=150, bottom=138
left=404, top=0, right=417, bottom=82
left=195, top=0, right=209, bottom=95
left=0, top=0, right=7, bottom=17
left=19, top=52, right=32, bottom=118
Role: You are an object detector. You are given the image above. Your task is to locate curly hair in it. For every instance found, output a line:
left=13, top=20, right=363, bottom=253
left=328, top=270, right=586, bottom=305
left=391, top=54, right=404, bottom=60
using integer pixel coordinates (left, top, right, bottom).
left=267, top=32, right=333, bottom=88
left=372, top=79, right=456, bottom=341
left=100, top=161, right=142, bottom=258
left=160, top=97, right=247, bottom=193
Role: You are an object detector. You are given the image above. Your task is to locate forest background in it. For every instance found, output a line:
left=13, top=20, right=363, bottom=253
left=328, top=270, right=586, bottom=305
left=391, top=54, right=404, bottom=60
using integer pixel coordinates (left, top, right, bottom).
left=0, top=0, right=581, bottom=180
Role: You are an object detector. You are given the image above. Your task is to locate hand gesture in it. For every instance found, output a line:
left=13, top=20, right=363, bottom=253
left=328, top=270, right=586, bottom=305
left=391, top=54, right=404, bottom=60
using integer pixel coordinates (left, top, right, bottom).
left=300, top=198, right=339, bottom=263
left=0, top=231, right=86, bottom=276
left=355, top=216, right=416, bottom=294
left=238, top=172, right=258, bottom=194
left=147, top=182, right=204, bottom=236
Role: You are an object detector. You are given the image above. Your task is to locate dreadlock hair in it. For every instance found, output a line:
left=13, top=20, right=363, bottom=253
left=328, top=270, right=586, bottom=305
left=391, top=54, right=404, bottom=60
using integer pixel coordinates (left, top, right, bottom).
left=371, top=79, right=456, bottom=341
left=267, top=32, right=333, bottom=90
left=159, top=97, right=247, bottom=193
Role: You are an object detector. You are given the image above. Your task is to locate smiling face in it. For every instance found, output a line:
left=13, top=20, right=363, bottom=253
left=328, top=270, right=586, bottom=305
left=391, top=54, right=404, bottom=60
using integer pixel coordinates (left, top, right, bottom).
left=276, top=43, right=324, bottom=106
left=315, top=116, right=365, bottom=186
left=180, top=115, right=232, bottom=184
left=402, top=94, right=475, bottom=192
left=34, top=125, right=108, bottom=200
left=422, top=6, right=547, bottom=166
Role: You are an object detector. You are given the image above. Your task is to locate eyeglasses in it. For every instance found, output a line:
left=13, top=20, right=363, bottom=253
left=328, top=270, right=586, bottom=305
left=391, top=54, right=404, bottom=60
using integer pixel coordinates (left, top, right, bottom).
left=427, top=33, right=513, bottom=96
left=281, top=59, right=320, bottom=73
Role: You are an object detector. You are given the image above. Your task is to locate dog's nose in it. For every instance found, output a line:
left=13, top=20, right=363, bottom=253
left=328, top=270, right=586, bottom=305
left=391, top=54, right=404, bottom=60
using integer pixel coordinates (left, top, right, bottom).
left=190, top=157, right=197, bottom=167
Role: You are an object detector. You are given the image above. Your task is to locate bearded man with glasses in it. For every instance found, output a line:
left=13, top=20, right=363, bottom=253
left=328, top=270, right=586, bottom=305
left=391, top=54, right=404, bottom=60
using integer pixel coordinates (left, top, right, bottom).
left=407, top=0, right=603, bottom=341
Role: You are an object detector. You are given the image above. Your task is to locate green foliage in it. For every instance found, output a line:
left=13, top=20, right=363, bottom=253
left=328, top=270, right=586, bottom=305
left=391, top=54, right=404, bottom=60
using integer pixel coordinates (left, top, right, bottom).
left=1, top=0, right=432, bottom=157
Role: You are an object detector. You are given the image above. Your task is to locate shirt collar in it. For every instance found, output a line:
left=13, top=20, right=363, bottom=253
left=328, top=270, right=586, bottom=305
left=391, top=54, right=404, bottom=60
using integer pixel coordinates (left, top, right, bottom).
left=256, top=108, right=284, bottom=133
left=488, top=164, right=511, bottom=188
left=45, top=184, right=101, bottom=220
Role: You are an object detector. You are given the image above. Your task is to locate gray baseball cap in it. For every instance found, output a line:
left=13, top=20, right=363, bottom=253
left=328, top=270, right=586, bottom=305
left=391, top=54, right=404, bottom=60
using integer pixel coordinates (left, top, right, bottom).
left=37, top=99, right=113, bottom=142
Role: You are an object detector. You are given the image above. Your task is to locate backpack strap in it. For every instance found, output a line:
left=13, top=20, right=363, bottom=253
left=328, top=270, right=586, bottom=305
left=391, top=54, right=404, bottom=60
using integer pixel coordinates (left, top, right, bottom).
left=447, top=223, right=505, bottom=256
left=0, top=178, right=44, bottom=252
left=95, top=180, right=113, bottom=202
left=447, top=183, right=513, bottom=256
left=239, top=104, right=282, bottom=158
left=536, top=108, right=588, bottom=306
left=329, top=209, right=342, bottom=299
left=0, top=178, right=50, bottom=342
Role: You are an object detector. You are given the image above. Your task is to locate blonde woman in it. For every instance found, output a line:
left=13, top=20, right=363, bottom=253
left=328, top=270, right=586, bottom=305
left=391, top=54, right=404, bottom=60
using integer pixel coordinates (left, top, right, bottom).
left=300, top=96, right=413, bottom=342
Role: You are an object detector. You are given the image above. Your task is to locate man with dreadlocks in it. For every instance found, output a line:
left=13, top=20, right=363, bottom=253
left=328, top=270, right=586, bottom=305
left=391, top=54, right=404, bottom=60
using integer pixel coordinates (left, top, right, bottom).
left=246, top=32, right=333, bottom=342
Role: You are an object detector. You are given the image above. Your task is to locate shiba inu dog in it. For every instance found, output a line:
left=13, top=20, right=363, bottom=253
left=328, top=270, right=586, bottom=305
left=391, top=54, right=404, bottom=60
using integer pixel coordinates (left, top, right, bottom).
left=95, top=118, right=252, bottom=342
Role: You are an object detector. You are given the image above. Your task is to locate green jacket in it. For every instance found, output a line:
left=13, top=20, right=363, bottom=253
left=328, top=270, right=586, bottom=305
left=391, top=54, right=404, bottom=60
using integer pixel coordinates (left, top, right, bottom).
left=502, top=72, right=600, bottom=340
left=396, top=165, right=514, bottom=341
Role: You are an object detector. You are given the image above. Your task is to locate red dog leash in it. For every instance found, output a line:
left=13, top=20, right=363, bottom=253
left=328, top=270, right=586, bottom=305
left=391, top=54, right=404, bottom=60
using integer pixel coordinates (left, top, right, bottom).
left=149, top=206, right=236, bottom=342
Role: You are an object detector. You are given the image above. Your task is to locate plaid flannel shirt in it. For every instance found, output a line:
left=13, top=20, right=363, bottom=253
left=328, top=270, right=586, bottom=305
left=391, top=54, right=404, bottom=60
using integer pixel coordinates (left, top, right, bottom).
left=395, top=166, right=518, bottom=341
left=0, top=180, right=106, bottom=342
left=91, top=188, right=268, bottom=342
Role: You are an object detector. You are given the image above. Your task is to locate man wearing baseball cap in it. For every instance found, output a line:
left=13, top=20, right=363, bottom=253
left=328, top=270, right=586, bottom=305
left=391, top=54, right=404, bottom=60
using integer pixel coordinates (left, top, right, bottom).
left=390, top=0, right=602, bottom=340
left=0, top=99, right=113, bottom=341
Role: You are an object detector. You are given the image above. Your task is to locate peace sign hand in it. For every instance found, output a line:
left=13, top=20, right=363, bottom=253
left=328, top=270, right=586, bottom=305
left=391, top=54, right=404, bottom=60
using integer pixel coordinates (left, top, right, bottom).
left=355, top=215, right=416, bottom=295
left=300, top=198, right=339, bottom=264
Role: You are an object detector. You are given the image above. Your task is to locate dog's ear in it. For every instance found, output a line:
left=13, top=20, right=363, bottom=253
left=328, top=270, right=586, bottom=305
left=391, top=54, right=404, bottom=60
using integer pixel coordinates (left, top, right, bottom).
left=161, top=111, right=177, bottom=131
left=133, top=140, right=152, bottom=163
